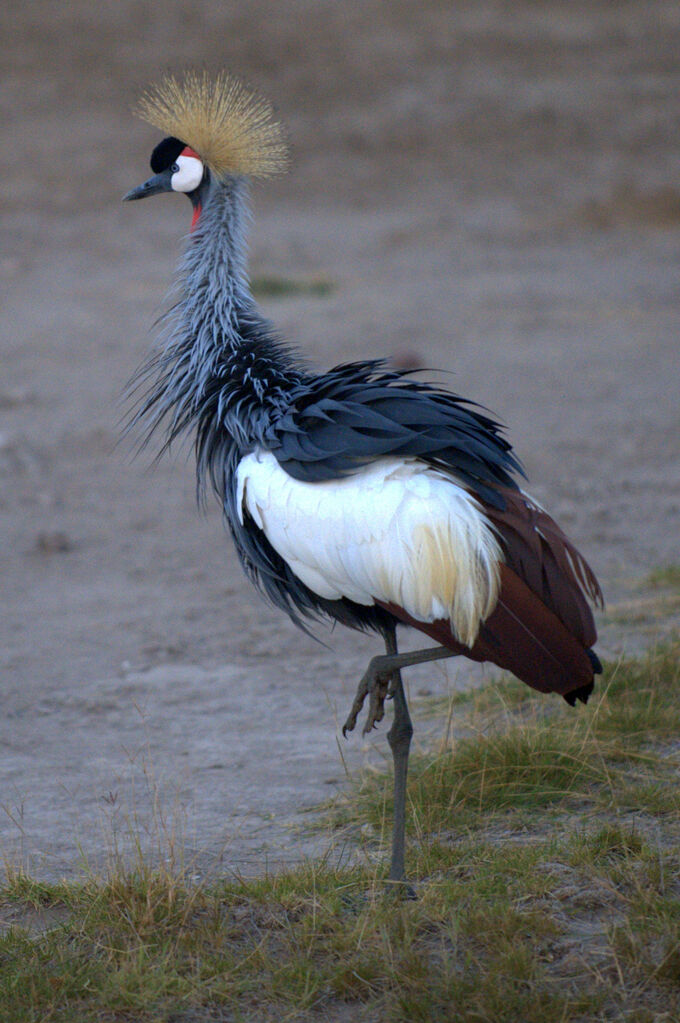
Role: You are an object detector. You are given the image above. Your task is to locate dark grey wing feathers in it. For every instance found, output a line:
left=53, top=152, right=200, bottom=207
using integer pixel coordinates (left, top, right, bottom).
left=263, top=361, right=523, bottom=498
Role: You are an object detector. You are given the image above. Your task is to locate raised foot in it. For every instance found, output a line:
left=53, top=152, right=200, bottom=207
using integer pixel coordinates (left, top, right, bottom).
left=342, top=654, right=398, bottom=737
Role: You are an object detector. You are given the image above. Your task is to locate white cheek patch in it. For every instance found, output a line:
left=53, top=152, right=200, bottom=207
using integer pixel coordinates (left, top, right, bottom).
left=171, top=155, right=204, bottom=193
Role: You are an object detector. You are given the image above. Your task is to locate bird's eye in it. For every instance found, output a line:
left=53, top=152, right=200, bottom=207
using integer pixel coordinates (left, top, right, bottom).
left=169, top=154, right=204, bottom=193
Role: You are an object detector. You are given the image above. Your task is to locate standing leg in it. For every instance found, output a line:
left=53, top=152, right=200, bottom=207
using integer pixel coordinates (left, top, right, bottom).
left=385, top=627, right=413, bottom=883
left=341, top=637, right=459, bottom=883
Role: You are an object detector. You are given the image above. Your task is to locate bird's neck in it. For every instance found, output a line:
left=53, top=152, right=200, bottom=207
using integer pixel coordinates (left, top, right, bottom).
left=132, top=177, right=301, bottom=484
left=182, top=177, right=255, bottom=339
left=178, top=179, right=300, bottom=433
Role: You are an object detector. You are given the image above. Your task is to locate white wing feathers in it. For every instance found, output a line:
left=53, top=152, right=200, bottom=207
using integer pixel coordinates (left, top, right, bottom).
left=236, top=452, right=502, bottom=647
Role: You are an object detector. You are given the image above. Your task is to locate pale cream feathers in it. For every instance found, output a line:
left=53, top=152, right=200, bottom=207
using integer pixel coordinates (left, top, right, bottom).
left=236, top=453, right=502, bottom=648
left=135, top=70, right=288, bottom=179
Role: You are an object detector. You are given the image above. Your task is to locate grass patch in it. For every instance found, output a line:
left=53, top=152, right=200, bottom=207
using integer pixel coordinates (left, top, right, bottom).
left=0, top=858, right=600, bottom=1022
left=646, top=564, right=680, bottom=590
left=251, top=274, right=335, bottom=299
left=2, top=642, right=680, bottom=1020
left=338, top=640, right=680, bottom=841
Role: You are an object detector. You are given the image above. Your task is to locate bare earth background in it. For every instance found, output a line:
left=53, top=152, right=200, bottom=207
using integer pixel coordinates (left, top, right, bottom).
left=1, top=1, right=679, bottom=881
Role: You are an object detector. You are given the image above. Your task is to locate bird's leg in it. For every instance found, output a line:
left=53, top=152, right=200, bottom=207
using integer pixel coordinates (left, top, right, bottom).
left=384, top=627, right=412, bottom=884
left=342, top=637, right=459, bottom=884
left=342, top=644, right=457, bottom=737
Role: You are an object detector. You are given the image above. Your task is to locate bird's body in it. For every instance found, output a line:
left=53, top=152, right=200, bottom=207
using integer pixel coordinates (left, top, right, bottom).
left=237, top=451, right=502, bottom=643
left=125, top=72, right=603, bottom=883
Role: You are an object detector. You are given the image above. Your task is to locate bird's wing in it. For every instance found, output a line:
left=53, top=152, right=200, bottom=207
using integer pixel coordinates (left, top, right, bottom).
left=253, top=363, right=602, bottom=702
left=380, top=487, right=603, bottom=700
left=484, top=487, right=603, bottom=643
left=236, top=450, right=502, bottom=647
left=262, top=361, right=523, bottom=507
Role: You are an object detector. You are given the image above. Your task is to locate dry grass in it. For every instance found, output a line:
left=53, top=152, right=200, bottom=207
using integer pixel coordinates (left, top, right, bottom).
left=1, top=639, right=679, bottom=1021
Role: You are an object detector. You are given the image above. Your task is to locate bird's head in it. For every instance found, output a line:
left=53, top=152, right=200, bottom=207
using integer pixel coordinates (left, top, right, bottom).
left=124, top=135, right=206, bottom=201
left=124, top=71, right=288, bottom=229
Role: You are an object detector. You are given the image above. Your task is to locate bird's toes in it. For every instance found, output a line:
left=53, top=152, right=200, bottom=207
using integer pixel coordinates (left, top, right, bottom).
left=361, top=675, right=390, bottom=734
left=344, top=663, right=392, bottom=737
left=342, top=690, right=368, bottom=737
left=384, top=879, right=418, bottom=902
left=342, top=715, right=357, bottom=738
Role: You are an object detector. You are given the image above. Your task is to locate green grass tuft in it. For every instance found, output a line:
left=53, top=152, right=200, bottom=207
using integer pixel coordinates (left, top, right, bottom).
left=251, top=274, right=335, bottom=299
left=646, top=564, right=680, bottom=590
left=340, top=640, right=680, bottom=846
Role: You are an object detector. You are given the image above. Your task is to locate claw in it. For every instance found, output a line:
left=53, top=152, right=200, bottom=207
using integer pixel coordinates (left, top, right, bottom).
left=362, top=673, right=390, bottom=735
left=342, top=677, right=370, bottom=736
left=342, top=718, right=355, bottom=739
left=343, top=655, right=396, bottom=738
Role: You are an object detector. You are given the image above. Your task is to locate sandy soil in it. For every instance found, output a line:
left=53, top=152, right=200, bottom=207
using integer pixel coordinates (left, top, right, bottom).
left=1, top=0, right=679, bottom=880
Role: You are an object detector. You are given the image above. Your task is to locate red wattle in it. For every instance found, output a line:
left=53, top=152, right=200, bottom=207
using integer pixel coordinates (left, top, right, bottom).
left=191, top=202, right=202, bottom=232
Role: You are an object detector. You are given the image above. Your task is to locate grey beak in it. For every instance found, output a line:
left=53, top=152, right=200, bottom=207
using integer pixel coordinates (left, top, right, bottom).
left=123, top=170, right=173, bottom=201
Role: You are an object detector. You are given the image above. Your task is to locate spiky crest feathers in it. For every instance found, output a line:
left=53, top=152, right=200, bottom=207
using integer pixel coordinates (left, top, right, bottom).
left=135, top=70, right=288, bottom=179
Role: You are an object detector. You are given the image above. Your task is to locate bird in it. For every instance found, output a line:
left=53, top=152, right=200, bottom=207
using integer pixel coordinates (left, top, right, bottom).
left=123, top=71, right=603, bottom=885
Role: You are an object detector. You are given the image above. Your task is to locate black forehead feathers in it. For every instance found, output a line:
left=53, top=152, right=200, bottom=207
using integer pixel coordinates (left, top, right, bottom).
left=150, top=136, right=186, bottom=173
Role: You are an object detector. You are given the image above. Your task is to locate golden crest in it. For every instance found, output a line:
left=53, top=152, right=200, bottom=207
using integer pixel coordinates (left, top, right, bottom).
left=135, top=70, right=288, bottom=179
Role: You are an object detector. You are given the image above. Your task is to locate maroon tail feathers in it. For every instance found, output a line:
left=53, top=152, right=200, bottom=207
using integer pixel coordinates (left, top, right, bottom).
left=381, top=488, right=604, bottom=704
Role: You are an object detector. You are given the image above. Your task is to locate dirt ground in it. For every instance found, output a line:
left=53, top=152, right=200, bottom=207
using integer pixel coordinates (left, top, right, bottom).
left=1, top=1, right=679, bottom=881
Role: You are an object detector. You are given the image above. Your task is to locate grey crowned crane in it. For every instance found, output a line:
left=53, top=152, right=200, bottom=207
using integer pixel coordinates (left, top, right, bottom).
left=124, top=72, right=603, bottom=884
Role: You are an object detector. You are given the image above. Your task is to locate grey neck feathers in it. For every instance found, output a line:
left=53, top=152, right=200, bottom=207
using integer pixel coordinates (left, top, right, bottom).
left=130, top=176, right=302, bottom=467
left=183, top=176, right=252, bottom=332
